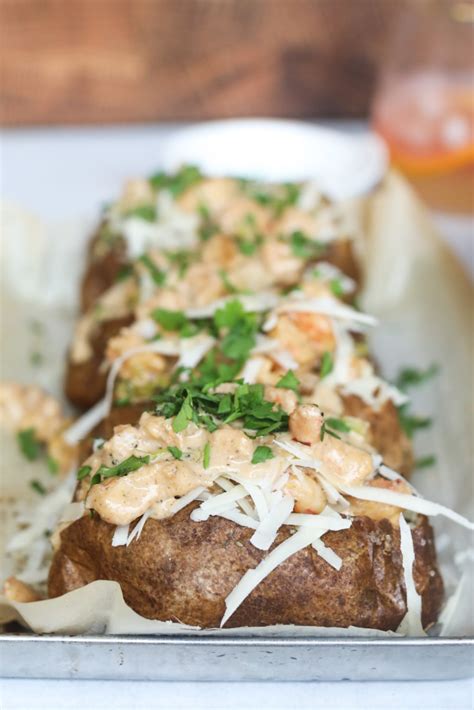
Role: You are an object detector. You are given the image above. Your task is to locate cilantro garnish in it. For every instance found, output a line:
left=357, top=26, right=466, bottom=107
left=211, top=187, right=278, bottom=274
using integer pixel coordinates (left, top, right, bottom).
left=320, top=351, right=333, bottom=378
left=167, top=446, right=183, bottom=460
left=289, top=231, right=325, bottom=259
left=276, top=370, right=300, bottom=393
left=125, top=205, right=156, bottom=222
left=17, top=429, right=41, bottom=461
left=166, top=249, right=195, bottom=277
left=415, top=455, right=436, bottom=470
left=115, top=264, right=133, bottom=282
left=172, top=393, right=194, bottom=433
left=203, top=441, right=211, bottom=469
left=139, top=254, right=166, bottom=286
left=251, top=445, right=275, bottom=464
left=30, top=479, right=46, bottom=496
left=239, top=181, right=300, bottom=216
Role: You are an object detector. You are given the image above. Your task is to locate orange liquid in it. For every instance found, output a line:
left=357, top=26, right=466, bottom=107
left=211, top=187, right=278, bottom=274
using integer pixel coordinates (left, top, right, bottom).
left=373, top=72, right=474, bottom=213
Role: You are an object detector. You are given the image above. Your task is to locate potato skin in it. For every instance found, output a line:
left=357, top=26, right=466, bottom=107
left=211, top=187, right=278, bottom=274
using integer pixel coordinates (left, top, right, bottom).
left=48, top=506, right=443, bottom=630
left=80, top=229, right=127, bottom=312
left=64, top=315, right=134, bottom=410
left=342, top=395, right=414, bottom=477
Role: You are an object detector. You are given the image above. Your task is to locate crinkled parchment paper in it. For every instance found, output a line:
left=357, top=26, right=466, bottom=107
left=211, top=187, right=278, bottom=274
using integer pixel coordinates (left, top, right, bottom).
left=0, top=172, right=472, bottom=637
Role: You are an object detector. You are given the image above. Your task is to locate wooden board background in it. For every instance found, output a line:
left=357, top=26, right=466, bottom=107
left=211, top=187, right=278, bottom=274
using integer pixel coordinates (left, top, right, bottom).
left=0, top=0, right=408, bottom=125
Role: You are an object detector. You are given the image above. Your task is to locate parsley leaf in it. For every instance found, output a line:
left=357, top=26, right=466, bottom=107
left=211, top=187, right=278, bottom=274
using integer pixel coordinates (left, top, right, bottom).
left=139, top=254, right=166, bottom=285
left=320, top=351, right=333, bottom=378
left=77, top=465, right=92, bottom=481
left=276, top=370, right=300, bottom=392
left=251, top=445, right=275, bottom=464
left=167, top=446, right=183, bottom=460
left=152, top=308, right=188, bottom=332
left=415, top=455, right=436, bottom=469
left=125, top=205, right=156, bottom=222
left=173, top=393, right=194, bottom=433
left=30, top=479, right=46, bottom=495
left=218, top=269, right=240, bottom=295
left=325, top=417, right=351, bottom=433
left=94, top=455, right=151, bottom=483
left=47, top=456, right=59, bottom=475
left=289, top=231, right=325, bottom=259
left=203, top=442, right=211, bottom=469
left=17, top=429, right=41, bottom=461
left=149, top=165, right=203, bottom=196
left=397, top=407, right=432, bottom=439
left=396, top=364, right=439, bottom=392
left=329, top=278, right=344, bottom=298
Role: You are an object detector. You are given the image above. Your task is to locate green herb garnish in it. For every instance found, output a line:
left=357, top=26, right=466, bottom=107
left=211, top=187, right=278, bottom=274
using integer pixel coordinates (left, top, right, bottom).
left=93, top=455, right=151, bottom=484
left=289, top=231, right=325, bottom=259
left=251, top=445, right=275, bottom=464
left=167, top=446, right=183, bottom=460
left=139, top=254, right=166, bottom=286
left=396, top=364, right=439, bottom=392
left=17, top=429, right=41, bottom=461
left=77, top=465, right=92, bottom=480
left=325, top=417, right=351, bottom=433
left=125, top=204, right=156, bottom=222
left=47, top=456, right=59, bottom=475
left=276, top=370, right=300, bottom=393
left=415, top=455, right=437, bottom=470
left=397, top=408, right=432, bottom=439
left=149, top=165, right=203, bottom=196
left=30, top=479, right=46, bottom=495
left=152, top=308, right=188, bottom=332
left=329, top=278, right=344, bottom=298
left=320, top=351, right=333, bottom=378
left=203, top=442, right=211, bottom=469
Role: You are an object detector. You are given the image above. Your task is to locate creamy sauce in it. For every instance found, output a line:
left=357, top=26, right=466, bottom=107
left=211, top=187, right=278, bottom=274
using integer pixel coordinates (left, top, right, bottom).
left=83, top=405, right=376, bottom=526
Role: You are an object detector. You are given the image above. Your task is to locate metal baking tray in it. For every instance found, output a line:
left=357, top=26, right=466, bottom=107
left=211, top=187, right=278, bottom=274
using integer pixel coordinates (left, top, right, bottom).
left=0, top=633, right=473, bottom=681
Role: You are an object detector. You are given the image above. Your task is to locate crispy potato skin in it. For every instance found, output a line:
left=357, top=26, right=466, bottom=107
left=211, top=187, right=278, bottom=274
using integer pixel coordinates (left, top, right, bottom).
left=80, top=230, right=127, bottom=312
left=342, top=395, right=414, bottom=477
left=48, top=507, right=443, bottom=630
left=324, top=239, right=360, bottom=284
left=64, top=315, right=134, bottom=410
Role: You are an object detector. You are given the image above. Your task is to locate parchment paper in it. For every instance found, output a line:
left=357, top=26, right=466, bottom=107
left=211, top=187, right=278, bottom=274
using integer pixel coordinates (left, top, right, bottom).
left=0, top=172, right=472, bottom=637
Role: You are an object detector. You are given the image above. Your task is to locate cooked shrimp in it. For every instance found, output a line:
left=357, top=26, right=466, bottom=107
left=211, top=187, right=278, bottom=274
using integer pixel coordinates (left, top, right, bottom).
left=289, top=404, right=324, bottom=444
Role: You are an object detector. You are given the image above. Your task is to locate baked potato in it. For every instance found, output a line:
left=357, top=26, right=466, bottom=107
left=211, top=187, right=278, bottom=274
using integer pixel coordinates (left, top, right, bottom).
left=48, top=506, right=442, bottom=630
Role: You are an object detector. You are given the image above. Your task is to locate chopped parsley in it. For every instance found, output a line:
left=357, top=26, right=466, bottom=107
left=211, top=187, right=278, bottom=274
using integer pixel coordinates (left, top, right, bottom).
left=167, top=446, right=183, bottom=460
left=155, top=381, right=289, bottom=436
left=17, top=428, right=41, bottom=461
left=415, top=455, right=437, bottom=470
left=276, top=370, right=300, bottom=393
left=240, top=180, right=300, bottom=216
left=325, top=417, right=351, bottom=433
left=197, top=203, right=219, bottom=241
left=395, top=364, right=439, bottom=392
left=320, top=351, right=333, bottom=378
left=47, top=456, right=59, bottom=475
left=77, top=465, right=92, bottom=480
left=139, top=254, right=166, bottom=286
left=397, top=408, right=432, bottom=439
left=329, top=278, right=344, bottom=298
left=125, top=204, right=156, bottom=222
left=92, top=455, right=151, bottom=485
left=149, top=164, right=203, bottom=196
left=166, top=249, right=195, bottom=277
left=218, top=269, right=241, bottom=295
left=203, top=441, right=211, bottom=469
left=289, top=231, right=325, bottom=259
left=251, top=445, right=275, bottom=464
left=30, top=479, right=46, bottom=496
left=115, top=264, right=134, bottom=282
left=152, top=308, right=188, bottom=332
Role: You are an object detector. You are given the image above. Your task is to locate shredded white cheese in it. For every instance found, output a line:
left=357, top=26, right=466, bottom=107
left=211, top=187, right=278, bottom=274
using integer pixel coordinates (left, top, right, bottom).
left=397, top=514, right=425, bottom=636
left=250, top=495, right=294, bottom=550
